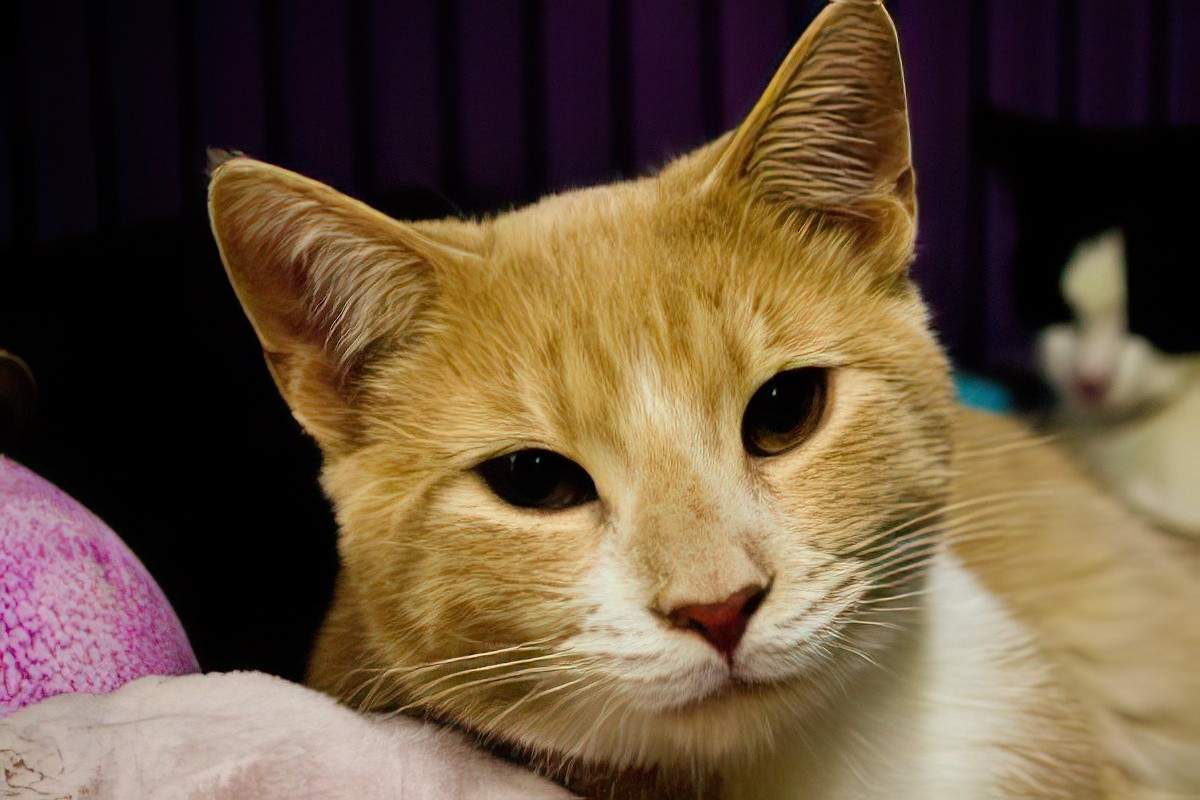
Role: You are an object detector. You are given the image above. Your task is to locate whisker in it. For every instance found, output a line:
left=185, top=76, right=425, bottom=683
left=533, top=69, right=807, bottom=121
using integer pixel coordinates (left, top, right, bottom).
left=340, top=636, right=566, bottom=710
left=857, top=587, right=934, bottom=606
left=841, top=618, right=903, bottom=631
left=400, top=662, right=594, bottom=714
left=402, top=649, right=582, bottom=697
left=480, top=673, right=595, bottom=734
left=823, top=631, right=884, bottom=670
left=845, top=488, right=1061, bottom=561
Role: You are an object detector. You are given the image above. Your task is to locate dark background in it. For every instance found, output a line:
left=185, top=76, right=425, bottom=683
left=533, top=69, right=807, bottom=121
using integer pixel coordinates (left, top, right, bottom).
left=3, top=0, right=1199, bottom=680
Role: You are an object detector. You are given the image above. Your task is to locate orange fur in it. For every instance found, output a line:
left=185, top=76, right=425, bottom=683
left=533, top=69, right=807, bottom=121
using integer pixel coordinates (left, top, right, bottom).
left=208, top=2, right=1198, bottom=797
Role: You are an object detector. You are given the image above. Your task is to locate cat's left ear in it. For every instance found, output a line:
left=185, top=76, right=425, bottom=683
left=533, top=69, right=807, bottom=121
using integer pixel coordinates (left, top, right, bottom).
left=702, top=0, right=914, bottom=233
left=208, top=154, right=478, bottom=451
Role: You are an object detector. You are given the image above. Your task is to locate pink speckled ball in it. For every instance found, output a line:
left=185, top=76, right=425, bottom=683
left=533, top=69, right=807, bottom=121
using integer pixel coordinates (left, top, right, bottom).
left=0, top=457, right=198, bottom=715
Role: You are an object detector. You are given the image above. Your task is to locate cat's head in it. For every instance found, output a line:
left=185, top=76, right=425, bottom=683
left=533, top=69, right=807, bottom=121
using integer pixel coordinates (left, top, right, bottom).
left=210, top=0, right=952, bottom=770
left=1037, top=229, right=1184, bottom=419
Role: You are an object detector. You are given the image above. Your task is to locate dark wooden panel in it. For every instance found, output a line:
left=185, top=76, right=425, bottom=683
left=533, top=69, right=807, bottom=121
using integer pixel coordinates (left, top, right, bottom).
left=106, top=0, right=183, bottom=226
left=629, top=0, right=706, bottom=172
left=544, top=1, right=613, bottom=191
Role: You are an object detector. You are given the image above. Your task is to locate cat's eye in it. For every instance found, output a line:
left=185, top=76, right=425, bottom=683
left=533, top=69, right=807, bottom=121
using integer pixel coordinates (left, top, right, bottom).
left=741, top=368, right=829, bottom=457
left=476, top=449, right=598, bottom=510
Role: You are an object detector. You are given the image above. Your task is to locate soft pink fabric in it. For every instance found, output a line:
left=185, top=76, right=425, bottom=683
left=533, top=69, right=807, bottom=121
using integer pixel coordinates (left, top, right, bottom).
left=0, top=456, right=197, bottom=715
left=0, top=671, right=575, bottom=799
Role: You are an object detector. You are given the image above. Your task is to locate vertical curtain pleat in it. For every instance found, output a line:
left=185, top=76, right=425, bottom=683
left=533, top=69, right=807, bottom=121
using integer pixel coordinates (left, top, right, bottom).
left=0, top=3, right=18, bottom=247
left=894, top=0, right=972, bottom=361
left=368, top=1, right=441, bottom=194
left=106, top=0, right=184, bottom=226
left=981, top=0, right=1059, bottom=365
left=544, top=2, right=614, bottom=190
left=717, top=0, right=788, bottom=131
left=3, top=0, right=1199, bottom=363
left=1077, top=0, right=1153, bottom=126
left=628, top=0, right=706, bottom=172
left=277, top=1, right=355, bottom=192
left=1168, top=0, right=1200, bottom=124
left=20, top=1, right=99, bottom=242
left=986, top=0, right=1060, bottom=117
left=196, top=2, right=269, bottom=171
left=456, top=0, right=525, bottom=205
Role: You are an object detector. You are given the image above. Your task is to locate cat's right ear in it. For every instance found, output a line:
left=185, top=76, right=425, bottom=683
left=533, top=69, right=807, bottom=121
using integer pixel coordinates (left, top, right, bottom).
left=208, top=154, right=476, bottom=451
left=700, top=0, right=914, bottom=248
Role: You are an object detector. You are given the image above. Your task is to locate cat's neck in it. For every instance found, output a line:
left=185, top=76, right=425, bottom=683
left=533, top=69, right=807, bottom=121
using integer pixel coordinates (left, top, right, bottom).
left=719, top=549, right=1096, bottom=800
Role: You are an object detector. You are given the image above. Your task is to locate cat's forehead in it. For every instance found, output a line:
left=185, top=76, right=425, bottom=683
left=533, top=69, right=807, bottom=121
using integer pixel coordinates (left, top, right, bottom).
left=435, top=181, right=897, bottom=378
left=412, top=187, right=898, bottom=452
left=459, top=187, right=763, bottom=351
left=462, top=183, right=791, bottom=326
left=488, top=181, right=706, bottom=274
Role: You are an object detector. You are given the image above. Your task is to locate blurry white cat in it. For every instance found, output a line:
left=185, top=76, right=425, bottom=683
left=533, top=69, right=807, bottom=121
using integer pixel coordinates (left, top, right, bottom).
left=1037, top=229, right=1200, bottom=538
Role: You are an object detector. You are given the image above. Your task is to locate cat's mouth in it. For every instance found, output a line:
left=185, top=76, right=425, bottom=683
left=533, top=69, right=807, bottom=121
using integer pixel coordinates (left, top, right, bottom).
left=654, top=671, right=787, bottom=719
left=652, top=595, right=872, bottom=715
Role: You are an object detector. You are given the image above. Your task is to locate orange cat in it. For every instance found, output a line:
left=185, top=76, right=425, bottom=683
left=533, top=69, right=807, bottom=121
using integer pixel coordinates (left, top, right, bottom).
left=208, top=2, right=1200, bottom=797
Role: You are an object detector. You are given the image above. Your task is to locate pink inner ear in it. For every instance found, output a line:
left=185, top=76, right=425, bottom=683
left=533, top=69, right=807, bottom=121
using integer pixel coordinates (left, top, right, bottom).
left=0, top=457, right=198, bottom=715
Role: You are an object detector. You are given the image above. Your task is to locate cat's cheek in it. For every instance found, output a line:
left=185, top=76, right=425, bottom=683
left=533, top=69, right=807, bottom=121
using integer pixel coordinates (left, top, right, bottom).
left=404, top=476, right=603, bottom=633
left=749, top=366, right=950, bottom=554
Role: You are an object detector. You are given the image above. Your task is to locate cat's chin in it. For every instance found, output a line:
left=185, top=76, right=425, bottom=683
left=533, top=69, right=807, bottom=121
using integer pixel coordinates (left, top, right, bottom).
left=654, top=673, right=788, bottom=718
left=486, top=678, right=798, bottom=780
left=599, top=648, right=845, bottom=724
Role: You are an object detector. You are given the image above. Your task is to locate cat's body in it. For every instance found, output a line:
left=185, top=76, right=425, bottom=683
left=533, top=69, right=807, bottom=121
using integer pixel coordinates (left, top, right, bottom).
left=1051, top=372, right=1200, bottom=539
left=209, top=2, right=1199, bottom=797
left=949, top=411, right=1200, bottom=799
left=1038, top=229, right=1200, bottom=540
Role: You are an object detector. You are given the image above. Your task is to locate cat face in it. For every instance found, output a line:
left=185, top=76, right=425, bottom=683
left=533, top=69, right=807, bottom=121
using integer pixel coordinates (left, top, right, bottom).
left=1038, top=323, right=1179, bottom=417
left=210, top=0, right=953, bottom=770
left=1037, top=229, right=1185, bottom=418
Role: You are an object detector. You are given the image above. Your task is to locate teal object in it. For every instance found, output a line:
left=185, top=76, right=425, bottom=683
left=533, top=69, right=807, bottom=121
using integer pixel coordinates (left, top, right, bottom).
left=954, top=372, right=1013, bottom=414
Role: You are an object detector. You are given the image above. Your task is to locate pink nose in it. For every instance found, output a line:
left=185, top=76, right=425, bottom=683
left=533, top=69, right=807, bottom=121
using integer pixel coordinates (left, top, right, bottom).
left=1075, top=375, right=1110, bottom=404
left=667, top=585, right=768, bottom=661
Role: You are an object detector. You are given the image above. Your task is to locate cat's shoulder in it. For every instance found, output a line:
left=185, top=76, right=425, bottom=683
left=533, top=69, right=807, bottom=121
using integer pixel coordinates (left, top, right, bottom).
left=949, top=406, right=1200, bottom=795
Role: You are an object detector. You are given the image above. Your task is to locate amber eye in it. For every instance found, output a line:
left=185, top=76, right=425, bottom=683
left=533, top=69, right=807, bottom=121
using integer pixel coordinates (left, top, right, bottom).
left=476, top=449, right=598, bottom=510
left=741, top=368, right=829, bottom=457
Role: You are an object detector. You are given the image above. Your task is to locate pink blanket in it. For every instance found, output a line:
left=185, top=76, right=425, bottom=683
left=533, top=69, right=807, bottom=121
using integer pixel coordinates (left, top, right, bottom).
left=0, top=457, right=197, bottom=714
left=0, top=670, right=572, bottom=799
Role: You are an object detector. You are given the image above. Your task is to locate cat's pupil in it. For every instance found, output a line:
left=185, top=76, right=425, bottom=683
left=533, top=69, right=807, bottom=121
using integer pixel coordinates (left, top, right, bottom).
left=761, top=386, right=792, bottom=431
left=742, top=368, right=828, bottom=457
left=476, top=448, right=597, bottom=510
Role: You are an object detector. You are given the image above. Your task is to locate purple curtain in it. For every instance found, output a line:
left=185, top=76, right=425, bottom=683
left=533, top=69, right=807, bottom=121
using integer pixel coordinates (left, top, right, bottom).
left=4, top=0, right=1195, bottom=366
